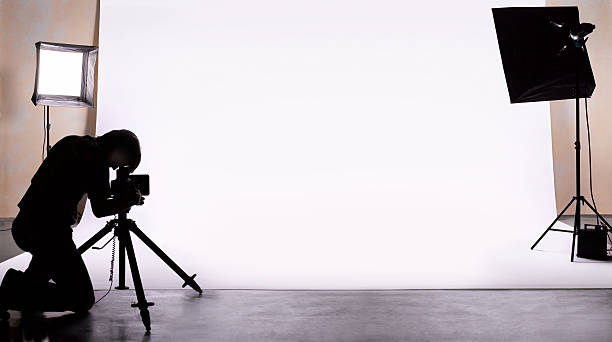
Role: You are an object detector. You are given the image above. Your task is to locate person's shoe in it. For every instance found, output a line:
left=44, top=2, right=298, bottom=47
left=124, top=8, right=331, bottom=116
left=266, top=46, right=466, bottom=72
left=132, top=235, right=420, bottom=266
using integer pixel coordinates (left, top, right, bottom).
left=0, top=270, right=15, bottom=320
left=0, top=269, right=22, bottom=297
left=0, top=268, right=23, bottom=318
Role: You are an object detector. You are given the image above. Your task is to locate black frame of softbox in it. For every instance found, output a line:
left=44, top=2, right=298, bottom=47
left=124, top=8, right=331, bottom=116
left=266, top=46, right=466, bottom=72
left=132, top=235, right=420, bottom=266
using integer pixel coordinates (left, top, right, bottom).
left=31, top=41, right=98, bottom=108
left=492, top=6, right=595, bottom=103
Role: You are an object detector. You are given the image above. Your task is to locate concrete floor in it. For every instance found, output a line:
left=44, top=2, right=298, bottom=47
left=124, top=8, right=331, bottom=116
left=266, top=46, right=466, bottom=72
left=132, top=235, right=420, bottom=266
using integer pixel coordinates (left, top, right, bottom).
left=3, top=289, right=612, bottom=341
left=0, top=218, right=21, bottom=263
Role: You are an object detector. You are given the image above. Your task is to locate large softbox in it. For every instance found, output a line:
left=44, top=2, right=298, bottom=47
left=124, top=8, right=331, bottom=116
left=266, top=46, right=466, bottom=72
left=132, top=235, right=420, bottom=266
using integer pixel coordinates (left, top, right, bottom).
left=492, top=7, right=595, bottom=103
left=31, top=41, right=98, bottom=107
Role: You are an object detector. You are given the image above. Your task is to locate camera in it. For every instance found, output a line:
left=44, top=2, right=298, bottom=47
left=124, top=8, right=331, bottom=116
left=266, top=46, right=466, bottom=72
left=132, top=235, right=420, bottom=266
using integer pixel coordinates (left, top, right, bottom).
left=111, top=165, right=150, bottom=197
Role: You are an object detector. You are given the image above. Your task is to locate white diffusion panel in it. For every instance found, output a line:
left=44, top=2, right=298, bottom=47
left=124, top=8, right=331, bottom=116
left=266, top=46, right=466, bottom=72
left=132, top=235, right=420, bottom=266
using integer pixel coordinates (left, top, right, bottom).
left=70, top=0, right=612, bottom=290
left=38, top=49, right=83, bottom=96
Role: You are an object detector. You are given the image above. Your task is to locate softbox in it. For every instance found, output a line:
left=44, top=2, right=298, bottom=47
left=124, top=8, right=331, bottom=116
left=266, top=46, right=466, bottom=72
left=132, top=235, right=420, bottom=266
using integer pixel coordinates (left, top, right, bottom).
left=31, top=41, right=98, bottom=107
left=492, top=7, right=595, bottom=103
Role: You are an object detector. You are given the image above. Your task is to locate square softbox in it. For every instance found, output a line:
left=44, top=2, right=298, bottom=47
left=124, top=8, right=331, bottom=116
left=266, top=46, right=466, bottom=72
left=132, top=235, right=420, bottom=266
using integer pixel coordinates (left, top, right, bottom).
left=492, top=7, right=595, bottom=103
left=31, top=41, right=98, bottom=107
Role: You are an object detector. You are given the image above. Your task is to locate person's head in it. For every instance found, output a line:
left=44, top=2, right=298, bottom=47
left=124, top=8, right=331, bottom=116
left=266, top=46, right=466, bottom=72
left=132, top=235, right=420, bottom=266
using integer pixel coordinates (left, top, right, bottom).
left=97, top=129, right=141, bottom=172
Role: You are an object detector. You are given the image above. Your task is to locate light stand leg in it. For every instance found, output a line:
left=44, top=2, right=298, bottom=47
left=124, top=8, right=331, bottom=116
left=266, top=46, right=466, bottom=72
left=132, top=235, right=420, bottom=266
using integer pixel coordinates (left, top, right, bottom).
left=120, top=225, right=153, bottom=332
left=582, top=199, right=612, bottom=231
left=129, top=223, right=203, bottom=294
left=531, top=198, right=575, bottom=249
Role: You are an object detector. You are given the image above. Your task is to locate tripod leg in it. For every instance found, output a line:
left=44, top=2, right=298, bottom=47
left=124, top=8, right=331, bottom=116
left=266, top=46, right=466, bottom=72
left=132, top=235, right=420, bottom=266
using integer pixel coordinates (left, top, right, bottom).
left=531, top=198, right=575, bottom=250
left=129, top=224, right=203, bottom=294
left=77, top=221, right=115, bottom=254
left=120, top=228, right=154, bottom=332
left=115, top=239, right=129, bottom=290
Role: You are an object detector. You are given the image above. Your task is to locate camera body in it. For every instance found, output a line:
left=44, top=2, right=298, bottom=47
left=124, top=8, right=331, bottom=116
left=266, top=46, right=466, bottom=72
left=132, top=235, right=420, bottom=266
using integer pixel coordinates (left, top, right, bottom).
left=111, top=166, right=150, bottom=197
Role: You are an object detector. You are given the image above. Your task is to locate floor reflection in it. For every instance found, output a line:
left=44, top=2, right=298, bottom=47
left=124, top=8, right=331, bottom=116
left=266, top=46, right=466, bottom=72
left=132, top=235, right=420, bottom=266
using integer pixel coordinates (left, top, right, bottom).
left=1, top=311, right=92, bottom=342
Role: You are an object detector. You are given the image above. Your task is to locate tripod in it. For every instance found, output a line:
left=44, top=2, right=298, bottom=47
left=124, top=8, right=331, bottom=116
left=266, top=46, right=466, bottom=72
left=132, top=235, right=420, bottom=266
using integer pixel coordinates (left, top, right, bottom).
left=78, top=211, right=203, bottom=331
left=530, top=86, right=612, bottom=261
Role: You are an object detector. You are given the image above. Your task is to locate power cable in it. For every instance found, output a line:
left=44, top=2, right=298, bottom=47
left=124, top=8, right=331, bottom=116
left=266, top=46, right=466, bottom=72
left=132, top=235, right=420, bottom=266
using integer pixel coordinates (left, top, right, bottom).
left=95, top=232, right=117, bottom=305
left=584, top=97, right=609, bottom=245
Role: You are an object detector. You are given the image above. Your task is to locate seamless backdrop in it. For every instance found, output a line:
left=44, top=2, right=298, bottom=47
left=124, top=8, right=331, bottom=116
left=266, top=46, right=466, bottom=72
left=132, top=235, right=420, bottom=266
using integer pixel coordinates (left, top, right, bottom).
left=4, top=0, right=612, bottom=289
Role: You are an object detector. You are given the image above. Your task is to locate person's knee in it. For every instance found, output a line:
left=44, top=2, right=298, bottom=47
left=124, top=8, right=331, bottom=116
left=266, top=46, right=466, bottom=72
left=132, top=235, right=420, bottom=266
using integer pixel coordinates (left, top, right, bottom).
left=71, top=290, right=95, bottom=313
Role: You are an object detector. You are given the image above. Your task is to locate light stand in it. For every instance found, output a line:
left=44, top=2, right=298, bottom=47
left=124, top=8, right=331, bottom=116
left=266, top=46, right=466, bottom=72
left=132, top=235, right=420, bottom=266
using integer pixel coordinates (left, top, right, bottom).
left=492, top=7, right=601, bottom=261
left=31, top=42, right=98, bottom=158
left=530, top=49, right=611, bottom=261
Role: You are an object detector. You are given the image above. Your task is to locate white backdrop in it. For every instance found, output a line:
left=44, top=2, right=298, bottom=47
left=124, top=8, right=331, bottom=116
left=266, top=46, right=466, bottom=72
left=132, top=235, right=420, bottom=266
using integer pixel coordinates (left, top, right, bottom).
left=6, top=0, right=612, bottom=289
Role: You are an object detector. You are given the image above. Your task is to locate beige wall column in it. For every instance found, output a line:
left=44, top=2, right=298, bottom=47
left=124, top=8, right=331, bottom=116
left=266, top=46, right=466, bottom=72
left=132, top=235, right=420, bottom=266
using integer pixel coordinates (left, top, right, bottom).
left=546, top=1, right=612, bottom=215
left=0, top=0, right=99, bottom=217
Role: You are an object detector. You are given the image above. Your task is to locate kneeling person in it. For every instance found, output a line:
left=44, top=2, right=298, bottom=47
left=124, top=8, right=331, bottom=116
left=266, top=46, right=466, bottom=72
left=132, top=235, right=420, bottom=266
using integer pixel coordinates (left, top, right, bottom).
left=0, top=129, right=143, bottom=315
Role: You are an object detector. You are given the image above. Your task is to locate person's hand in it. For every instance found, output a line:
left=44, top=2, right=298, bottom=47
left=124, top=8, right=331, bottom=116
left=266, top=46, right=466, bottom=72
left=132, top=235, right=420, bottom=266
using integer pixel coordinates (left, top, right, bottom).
left=124, top=183, right=143, bottom=206
left=135, top=194, right=145, bottom=206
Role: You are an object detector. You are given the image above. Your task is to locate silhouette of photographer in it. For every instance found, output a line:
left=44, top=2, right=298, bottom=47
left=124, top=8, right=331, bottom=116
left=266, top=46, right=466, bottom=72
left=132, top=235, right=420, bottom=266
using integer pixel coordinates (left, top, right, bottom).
left=0, top=129, right=143, bottom=316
